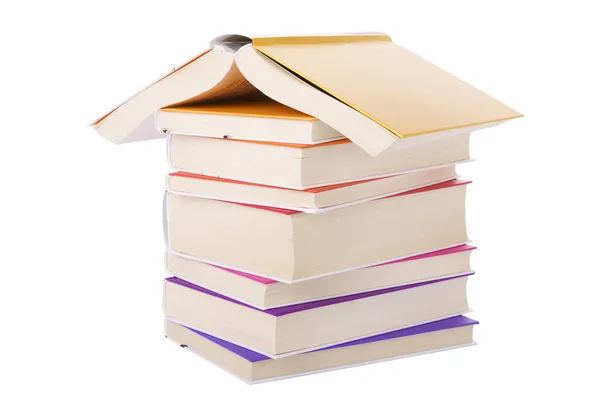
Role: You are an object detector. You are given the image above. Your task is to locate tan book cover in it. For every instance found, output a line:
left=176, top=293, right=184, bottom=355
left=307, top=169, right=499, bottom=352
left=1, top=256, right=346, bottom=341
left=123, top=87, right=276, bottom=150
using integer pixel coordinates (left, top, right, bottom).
left=252, top=34, right=522, bottom=138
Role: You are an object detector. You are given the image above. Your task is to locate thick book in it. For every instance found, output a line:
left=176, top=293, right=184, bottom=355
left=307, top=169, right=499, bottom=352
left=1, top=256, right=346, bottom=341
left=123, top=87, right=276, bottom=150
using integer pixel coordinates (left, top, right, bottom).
left=92, top=33, right=521, bottom=156
left=167, top=132, right=469, bottom=189
left=166, top=244, right=475, bottom=309
left=159, top=98, right=344, bottom=144
left=165, top=179, right=470, bottom=282
left=165, top=315, right=478, bottom=383
left=166, top=164, right=458, bottom=212
left=164, top=273, right=472, bottom=358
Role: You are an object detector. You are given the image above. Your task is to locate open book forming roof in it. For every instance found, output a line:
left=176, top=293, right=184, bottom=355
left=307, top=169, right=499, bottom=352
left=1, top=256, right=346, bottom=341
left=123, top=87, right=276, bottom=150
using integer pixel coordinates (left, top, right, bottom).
left=92, top=33, right=521, bottom=156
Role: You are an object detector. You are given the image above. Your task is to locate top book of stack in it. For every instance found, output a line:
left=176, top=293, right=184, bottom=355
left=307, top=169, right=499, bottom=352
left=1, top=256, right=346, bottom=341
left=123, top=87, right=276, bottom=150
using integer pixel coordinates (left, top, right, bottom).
left=91, top=33, right=522, bottom=156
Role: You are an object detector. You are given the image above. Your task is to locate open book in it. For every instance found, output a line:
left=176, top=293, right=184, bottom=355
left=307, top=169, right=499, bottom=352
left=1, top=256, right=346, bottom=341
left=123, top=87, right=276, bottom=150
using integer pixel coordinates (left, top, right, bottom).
left=92, top=33, right=521, bottom=156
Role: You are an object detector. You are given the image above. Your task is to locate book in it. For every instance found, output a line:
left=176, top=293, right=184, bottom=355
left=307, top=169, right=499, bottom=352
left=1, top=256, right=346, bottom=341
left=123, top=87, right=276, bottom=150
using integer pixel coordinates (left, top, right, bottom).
left=166, top=164, right=458, bottom=212
left=165, top=179, right=470, bottom=282
left=167, top=132, right=469, bottom=189
left=92, top=33, right=521, bottom=156
left=159, top=98, right=344, bottom=144
left=164, top=273, right=472, bottom=358
left=165, top=244, right=475, bottom=309
left=165, top=315, right=478, bottom=384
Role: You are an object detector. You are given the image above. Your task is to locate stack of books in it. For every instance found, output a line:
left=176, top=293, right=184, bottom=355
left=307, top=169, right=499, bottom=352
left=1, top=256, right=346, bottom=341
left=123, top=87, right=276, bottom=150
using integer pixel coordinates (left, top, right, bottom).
left=92, top=33, right=521, bottom=383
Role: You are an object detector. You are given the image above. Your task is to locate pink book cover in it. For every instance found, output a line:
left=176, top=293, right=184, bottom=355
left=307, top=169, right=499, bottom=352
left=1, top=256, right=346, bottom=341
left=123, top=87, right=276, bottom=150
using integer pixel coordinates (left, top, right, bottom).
left=210, top=243, right=476, bottom=285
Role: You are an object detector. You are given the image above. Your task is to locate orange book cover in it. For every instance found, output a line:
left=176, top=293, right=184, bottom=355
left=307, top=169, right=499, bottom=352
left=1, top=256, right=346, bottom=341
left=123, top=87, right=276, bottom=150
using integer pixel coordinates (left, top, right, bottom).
left=161, top=98, right=317, bottom=121
left=176, top=136, right=350, bottom=149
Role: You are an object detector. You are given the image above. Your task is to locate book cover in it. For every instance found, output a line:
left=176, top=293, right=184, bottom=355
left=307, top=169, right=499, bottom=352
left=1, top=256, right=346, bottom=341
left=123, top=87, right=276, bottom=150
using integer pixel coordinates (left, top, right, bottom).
left=169, top=169, right=440, bottom=193
left=166, top=271, right=474, bottom=317
left=211, top=179, right=471, bottom=215
left=161, top=98, right=317, bottom=121
left=208, top=244, right=477, bottom=285
left=180, top=314, right=479, bottom=363
left=253, top=34, right=522, bottom=138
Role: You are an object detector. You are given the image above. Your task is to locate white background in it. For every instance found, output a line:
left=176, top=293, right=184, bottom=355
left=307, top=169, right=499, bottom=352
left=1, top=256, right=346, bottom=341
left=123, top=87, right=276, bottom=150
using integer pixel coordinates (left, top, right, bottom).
left=2, top=0, right=599, bottom=398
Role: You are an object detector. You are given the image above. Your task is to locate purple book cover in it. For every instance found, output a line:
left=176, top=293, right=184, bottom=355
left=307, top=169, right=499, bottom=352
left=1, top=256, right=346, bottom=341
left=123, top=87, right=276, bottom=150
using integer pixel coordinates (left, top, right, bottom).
left=180, top=315, right=478, bottom=362
left=166, top=272, right=474, bottom=317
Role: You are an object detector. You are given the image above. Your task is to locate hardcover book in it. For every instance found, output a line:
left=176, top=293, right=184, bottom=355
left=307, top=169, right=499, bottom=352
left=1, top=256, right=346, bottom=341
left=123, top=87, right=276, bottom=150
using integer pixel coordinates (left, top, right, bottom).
left=159, top=98, right=344, bottom=144
left=167, top=132, right=469, bottom=189
left=164, top=273, right=472, bottom=358
left=166, top=164, right=458, bottom=212
left=166, top=179, right=470, bottom=282
left=165, top=315, right=478, bottom=383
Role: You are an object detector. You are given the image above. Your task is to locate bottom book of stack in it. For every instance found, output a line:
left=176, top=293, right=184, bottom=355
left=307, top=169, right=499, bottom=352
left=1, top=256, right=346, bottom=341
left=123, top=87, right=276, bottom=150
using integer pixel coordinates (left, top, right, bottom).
left=166, top=315, right=478, bottom=384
